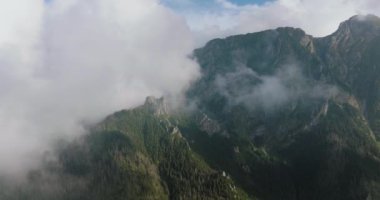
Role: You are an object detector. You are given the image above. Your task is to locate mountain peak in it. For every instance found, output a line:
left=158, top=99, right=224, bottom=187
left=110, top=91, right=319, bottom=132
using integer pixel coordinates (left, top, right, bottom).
left=144, top=96, right=169, bottom=116
left=348, top=14, right=380, bottom=23
left=334, top=14, right=380, bottom=37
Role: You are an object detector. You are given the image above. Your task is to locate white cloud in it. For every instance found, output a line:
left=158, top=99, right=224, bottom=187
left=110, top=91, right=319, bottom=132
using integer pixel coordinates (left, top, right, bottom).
left=2, top=0, right=380, bottom=179
left=0, top=0, right=199, bottom=177
left=181, top=0, right=380, bottom=45
left=214, top=64, right=338, bottom=111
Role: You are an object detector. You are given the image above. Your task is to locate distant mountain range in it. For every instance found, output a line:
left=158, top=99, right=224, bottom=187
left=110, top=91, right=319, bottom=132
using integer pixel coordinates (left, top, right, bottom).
left=3, top=15, right=380, bottom=200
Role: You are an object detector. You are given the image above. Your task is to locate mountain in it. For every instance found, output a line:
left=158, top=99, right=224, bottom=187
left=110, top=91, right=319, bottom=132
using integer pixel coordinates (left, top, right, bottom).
left=188, top=14, right=380, bottom=200
left=3, top=15, right=380, bottom=200
left=0, top=97, right=249, bottom=200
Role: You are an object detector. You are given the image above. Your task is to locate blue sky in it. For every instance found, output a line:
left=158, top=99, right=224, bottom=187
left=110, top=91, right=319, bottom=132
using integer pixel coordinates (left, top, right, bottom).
left=225, top=0, right=271, bottom=5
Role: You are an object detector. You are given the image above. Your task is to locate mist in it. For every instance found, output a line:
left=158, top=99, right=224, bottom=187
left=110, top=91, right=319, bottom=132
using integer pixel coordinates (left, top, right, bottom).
left=0, top=0, right=199, bottom=177
left=214, top=64, right=338, bottom=111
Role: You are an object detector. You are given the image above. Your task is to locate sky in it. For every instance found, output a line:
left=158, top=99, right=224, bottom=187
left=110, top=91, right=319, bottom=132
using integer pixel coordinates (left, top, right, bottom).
left=231, top=0, right=271, bottom=5
left=161, top=0, right=272, bottom=8
left=0, top=0, right=380, bottom=179
left=160, top=0, right=380, bottom=45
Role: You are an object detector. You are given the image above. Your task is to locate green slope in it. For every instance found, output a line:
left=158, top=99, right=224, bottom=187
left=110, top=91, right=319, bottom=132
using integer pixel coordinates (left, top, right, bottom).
left=185, top=14, right=380, bottom=200
left=3, top=97, right=249, bottom=200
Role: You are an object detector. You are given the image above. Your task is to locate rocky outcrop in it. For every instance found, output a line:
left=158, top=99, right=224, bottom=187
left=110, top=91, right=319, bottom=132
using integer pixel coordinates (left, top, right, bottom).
left=196, top=113, right=222, bottom=136
left=144, top=96, right=169, bottom=116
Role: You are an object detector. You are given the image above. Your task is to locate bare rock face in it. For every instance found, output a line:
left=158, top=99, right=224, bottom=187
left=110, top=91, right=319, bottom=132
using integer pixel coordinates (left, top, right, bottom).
left=197, top=113, right=222, bottom=136
left=300, top=35, right=316, bottom=54
left=144, top=96, right=169, bottom=116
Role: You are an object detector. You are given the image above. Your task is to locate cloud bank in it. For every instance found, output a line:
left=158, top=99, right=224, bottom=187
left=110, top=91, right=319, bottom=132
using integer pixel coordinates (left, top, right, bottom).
left=0, top=0, right=199, bottom=177
left=2, top=0, right=380, bottom=179
left=178, top=0, right=380, bottom=45
left=214, top=64, right=338, bottom=111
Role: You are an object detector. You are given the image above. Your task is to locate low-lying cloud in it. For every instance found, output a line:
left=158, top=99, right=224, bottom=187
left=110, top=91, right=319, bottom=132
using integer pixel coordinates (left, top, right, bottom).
left=0, top=0, right=199, bottom=177
left=214, top=64, right=338, bottom=111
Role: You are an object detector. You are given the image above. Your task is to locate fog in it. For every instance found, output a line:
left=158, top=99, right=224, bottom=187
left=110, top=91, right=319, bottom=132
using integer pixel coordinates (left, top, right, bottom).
left=214, top=64, right=338, bottom=111
left=0, top=0, right=199, bottom=177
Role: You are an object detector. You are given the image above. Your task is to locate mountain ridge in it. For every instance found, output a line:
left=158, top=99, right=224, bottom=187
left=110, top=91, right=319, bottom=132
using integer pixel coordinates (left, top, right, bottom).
left=3, top=15, right=380, bottom=200
left=188, top=14, right=380, bottom=199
